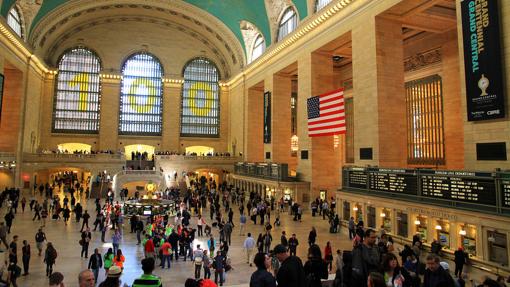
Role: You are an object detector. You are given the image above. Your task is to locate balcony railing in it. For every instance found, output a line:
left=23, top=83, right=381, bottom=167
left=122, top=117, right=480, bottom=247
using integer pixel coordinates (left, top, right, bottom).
left=23, top=153, right=124, bottom=162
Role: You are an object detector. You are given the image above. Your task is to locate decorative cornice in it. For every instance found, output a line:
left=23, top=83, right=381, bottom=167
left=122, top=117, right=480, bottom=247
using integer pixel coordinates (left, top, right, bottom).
left=404, top=48, right=442, bottom=72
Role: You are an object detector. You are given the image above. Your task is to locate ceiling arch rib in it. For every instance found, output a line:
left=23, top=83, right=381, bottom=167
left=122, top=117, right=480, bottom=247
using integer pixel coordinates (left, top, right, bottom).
left=27, top=0, right=246, bottom=77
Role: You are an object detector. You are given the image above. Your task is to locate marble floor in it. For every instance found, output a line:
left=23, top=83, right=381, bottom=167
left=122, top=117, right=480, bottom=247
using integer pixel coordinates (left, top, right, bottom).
left=1, top=190, right=500, bottom=286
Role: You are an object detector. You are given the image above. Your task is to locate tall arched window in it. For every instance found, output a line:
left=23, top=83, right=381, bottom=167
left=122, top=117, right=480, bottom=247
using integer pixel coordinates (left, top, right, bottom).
left=181, top=58, right=220, bottom=137
left=119, top=53, right=163, bottom=135
left=315, top=0, right=333, bottom=12
left=277, top=7, right=298, bottom=42
left=7, top=5, right=23, bottom=38
left=251, top=34, right=265, bottom=62
left=53, top=47, right=101, bottom=133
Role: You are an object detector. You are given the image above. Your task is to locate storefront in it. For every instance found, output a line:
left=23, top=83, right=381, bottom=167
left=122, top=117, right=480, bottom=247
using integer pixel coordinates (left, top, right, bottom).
left=353, top=203, right=363, bottom=223
left=459, top=224, right=477, bottom=256
left=487, top=230, right=508, bottom=266
left=435, top=219, right=451, bottom=250
left=381, top=208, right=392, bottom=233
left=415, top=215, right=428, bottom=243
left=343, top=201, right=350, bottom=221
left=397, top=211, right=408, bottom=238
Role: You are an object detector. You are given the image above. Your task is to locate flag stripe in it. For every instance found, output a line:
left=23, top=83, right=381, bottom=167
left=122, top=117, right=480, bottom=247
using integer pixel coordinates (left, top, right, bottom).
left=307, top=88, right=346, bottom=137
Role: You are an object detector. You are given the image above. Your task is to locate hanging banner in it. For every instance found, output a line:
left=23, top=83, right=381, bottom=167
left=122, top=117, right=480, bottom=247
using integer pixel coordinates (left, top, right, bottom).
left=263, top=91, right=271, bottom=143
left=461, top=0, right=505, bottom=121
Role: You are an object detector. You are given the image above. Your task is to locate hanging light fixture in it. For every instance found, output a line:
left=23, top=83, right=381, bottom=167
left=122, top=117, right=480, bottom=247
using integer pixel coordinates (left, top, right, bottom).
left=353, top=206, right=358, bottom=211
left=414, top=220, right=421, bottom=225
left=459, top=229, right=467, bottom=236
left=435, top=225, right=442, bottom=230
left=380, top=213, right=386, bottom=217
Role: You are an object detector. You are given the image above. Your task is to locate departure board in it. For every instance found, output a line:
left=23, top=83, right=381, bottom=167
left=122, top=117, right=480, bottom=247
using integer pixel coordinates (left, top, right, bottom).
left=367, top=168, right=417, bottom=195
left=501, top=180, right=510, bottom=207
left=420, top=170, right=496, bottom=206
left=347, top=168, right=368, bottom=189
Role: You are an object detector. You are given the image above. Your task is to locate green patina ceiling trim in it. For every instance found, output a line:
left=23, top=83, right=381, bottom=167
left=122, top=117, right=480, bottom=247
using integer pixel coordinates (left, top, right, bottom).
left=1, top=0, right=310, bottom=50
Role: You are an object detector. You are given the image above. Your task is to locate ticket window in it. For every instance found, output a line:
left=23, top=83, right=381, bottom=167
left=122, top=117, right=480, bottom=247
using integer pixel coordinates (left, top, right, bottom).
left=397, top=211, right=408, bottom=238
left=459, top=225, right=477, bottom=256
left=435, top=220, right=451, bottom=249
left=415, top=216, right=428, bottom=243
left=381, top=208, right=391, bottom=233
left=343, top=202, right=350, bottom=221
left=367, top=206, right=376, bottom=228
left=488, top=230, right=508, bottom=266
left=353, top=204, right=363, bottom=223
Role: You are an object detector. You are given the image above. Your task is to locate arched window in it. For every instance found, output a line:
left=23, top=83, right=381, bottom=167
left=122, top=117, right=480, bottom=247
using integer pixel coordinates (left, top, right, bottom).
left=181, top=58, right=220, bottom=137
left=251, top=34, right=265, bottom=62
left=315, top=0, right=333, bottom=12
left=277, top=7, right=298, bottom=42
left=53, top=47, right=101, bottom=133
left=7, top=5, right=23, bottom=38
left=119, top=53, right=163, bottom=135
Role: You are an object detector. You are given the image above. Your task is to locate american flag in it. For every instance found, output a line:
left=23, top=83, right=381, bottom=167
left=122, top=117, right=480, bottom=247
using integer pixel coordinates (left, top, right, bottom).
left=307, top=88, right=346, bottom=137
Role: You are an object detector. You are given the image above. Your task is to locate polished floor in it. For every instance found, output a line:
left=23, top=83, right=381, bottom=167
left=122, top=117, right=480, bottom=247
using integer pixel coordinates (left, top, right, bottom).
left=2, top=190, right=498, bottom=286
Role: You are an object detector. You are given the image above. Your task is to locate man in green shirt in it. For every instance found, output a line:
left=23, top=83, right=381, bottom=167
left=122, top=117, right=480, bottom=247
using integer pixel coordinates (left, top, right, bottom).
left=132, top=258, right=162, bottom=287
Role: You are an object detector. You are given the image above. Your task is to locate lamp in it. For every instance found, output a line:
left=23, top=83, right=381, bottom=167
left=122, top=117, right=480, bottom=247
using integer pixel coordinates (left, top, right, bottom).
left=380, top=213, right=386, bottom=217
left=459, top=229, right=467, bottom=236
left=435, top=225, right=442, bottom=230
left=353, top=206, right=358, bottom=211
left=414, top=220, right=421, bottom=225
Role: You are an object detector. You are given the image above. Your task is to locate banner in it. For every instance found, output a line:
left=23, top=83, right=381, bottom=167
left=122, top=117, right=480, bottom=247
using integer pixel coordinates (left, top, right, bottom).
left=263, top=91, right=271, bottom=143
left=461, top=0, right=505, bottom=121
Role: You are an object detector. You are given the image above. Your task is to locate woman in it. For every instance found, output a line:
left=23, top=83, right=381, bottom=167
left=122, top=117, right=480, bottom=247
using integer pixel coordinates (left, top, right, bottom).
left=381, top=253, right=412, bottom=287
left=207, top=236, right=215, bottom=257
left=303, top=244, right=328, bottom=287
left=324, top=242, right=333, bottom=272
left=112, top=230, right=121, bottom=255
left=308, top=227, right=317, bottom=247
left=256, top=233, right=264, bottom=253
left=103, top=248, right=114, bottom=275
left=249, top=253, right=276, bottom=287
left=113, top=249, right=125, bottom=270
left=368, top=272, right=386, bottom=287
left=44, top=242, right=57, bottom=277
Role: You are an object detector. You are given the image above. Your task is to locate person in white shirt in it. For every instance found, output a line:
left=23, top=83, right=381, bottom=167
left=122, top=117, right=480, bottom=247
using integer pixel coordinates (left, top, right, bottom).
left=197, top=216, right=205, bottom=237
left=243, top=233, right=256, bottom=267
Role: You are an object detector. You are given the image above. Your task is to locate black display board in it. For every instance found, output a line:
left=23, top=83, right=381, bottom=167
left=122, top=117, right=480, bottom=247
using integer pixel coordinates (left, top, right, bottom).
left=263, top=91, right=271, bottom=143
left=347, top=168, right=368, bottom=189
left=461, top=0, right=505, bottom=121
left=367, top=168, right=417, bottom=195
left=420, top=170, right=496, bottom=205
left=501, top=179, right=510, bottom=207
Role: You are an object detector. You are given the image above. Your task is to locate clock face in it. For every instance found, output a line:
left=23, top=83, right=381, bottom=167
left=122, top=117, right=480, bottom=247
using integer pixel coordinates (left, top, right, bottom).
left=478, top=77, right=489, bottom=89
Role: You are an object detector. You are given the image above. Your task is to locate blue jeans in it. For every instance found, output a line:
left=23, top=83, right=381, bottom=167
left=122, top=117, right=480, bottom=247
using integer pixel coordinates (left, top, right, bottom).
left=113, top=243, right=119, bottom=255
left=92, top=268, right=99, bottom=283
left=161, top=255, right=171, bottom=269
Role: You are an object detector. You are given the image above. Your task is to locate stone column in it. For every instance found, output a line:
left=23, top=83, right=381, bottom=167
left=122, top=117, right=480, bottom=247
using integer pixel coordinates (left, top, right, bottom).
left=162, top=82, right=182, bottom=151
left=246, top=87, right=264, bottom=162
left=272, top=73, right=292, bottom=164
left=98, top=78, right=121, bottom=151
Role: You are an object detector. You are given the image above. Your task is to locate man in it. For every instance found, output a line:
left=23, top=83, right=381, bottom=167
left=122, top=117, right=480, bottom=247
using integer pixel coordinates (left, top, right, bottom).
left=348, top=217, right=355, bottom=240
left=135, top=217, right=144, bottom=244
left=160, top=240, right=172, bottom=269
left=132, top=257, right=163, bottom=287
left=49, top=271, right=65, bottom=287
left=262, top=231, right=272, bottom=254
left=80, top=211, right=90, bottom=232
left=78, top=269, right=94, bottom=287
left=193, top=244, right=204, bottom=279
left=288, top=234, right=299, bottom=257
left=80, top=228, right=92, bottom=258
left=9, top=235, right=18, bottom=264
left=144, top=236, right=155, bottom=259
left=281, top=231, right=288, bottom=247
left=223, top=221, right=233, bottom=246
left=274, top=244, right=305, bottom=287
left=21, top=240, right=30, bottom=275
left=351, top=229, right=380, bottom=287
left=454, top=247, right=467, bottom=278
left=423, top=253, right=455, bottom=287
left=87, top=248, right=102, bottom=283
left=0, top=222, right=8, bottom=250
left=239, top=212, right=246, bottom=236
left=243, top=233, right=256, bottom=266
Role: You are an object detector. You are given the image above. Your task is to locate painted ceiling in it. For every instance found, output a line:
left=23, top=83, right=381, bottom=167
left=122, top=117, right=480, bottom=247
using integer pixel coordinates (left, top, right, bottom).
left=1, top=0, right=308, bottom=47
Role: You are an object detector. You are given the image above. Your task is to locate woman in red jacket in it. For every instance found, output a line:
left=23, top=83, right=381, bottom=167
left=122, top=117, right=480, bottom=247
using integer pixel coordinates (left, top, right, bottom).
left=324, top=241, right=333, bottom=272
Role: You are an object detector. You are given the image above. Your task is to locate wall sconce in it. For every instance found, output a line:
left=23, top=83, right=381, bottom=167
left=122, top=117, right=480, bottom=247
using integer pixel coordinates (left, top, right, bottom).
left=459, top=229, right=467, bottom=236
left=435, top=225, right=442, bottom=230
left=414, top=220, right=421, bottom=225
left=353, top=206, right=358, bottom=211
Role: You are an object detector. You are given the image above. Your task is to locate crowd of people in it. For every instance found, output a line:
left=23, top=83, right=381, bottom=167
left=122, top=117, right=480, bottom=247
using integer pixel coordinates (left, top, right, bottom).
left=0, top=175, right=506, bottom=287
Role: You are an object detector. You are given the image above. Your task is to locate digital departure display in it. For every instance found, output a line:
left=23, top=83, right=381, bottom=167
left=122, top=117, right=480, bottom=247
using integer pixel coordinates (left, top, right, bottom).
left=367, top=168, right=417, bottom=195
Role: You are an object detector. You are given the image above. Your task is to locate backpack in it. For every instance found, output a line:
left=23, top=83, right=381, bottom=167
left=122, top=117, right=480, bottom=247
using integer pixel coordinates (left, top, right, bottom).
left=50, top=248, right=57, bottom=260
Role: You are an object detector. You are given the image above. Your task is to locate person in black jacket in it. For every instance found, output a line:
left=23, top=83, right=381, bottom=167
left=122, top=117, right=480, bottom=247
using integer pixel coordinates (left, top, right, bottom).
left=88, top=248, right=103, bottom=283
left=453, top=247, right=467, bottom=278
left=303, top=244, right=328, bottom=287
left=274, top=244, right=305, bottom=287
left=250, top=252, right=276, bottom=287
left=423, top=254, right=454, bottom=287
